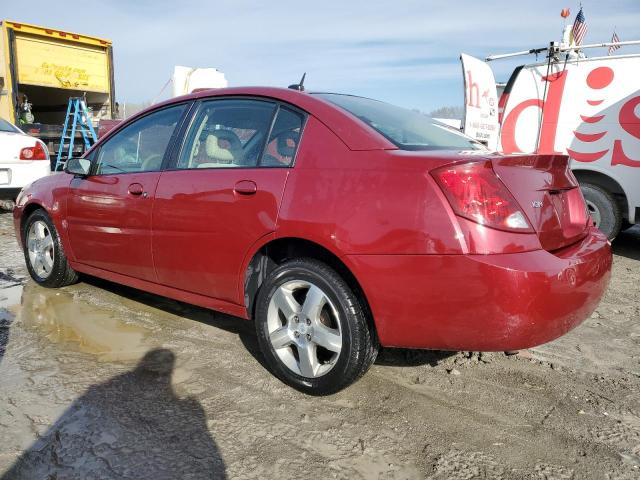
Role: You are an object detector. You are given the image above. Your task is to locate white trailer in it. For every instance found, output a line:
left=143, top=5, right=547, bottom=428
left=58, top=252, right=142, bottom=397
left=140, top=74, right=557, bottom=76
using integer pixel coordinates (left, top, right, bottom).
left=171, top=66, right=227, bottom=97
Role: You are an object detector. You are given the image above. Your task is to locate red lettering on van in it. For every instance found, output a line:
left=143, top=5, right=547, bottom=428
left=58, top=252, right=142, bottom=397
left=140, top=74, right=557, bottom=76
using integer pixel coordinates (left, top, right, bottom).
left=611, top=96, right=640, bottom=167
left=500, top=71, right=568, bottom=154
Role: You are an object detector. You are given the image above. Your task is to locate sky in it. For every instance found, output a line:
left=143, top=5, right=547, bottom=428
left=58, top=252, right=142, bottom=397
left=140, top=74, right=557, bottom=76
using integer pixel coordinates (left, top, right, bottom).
left=4, top=0, right=640, bottom=113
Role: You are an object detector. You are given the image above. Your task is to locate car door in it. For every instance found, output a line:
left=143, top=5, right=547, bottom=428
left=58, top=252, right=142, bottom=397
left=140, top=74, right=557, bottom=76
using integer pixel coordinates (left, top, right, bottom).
left=66, top=103, right=189, bottom=281
left=152, top=99, right=305, bottom=303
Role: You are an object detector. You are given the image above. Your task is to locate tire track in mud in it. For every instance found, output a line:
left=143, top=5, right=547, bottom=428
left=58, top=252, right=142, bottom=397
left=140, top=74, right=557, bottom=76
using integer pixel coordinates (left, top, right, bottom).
left=368, top=361, right=633, bottom=478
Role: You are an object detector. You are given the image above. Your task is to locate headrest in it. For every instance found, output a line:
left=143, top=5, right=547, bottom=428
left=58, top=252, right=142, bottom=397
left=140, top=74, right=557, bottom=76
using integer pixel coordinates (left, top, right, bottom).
left=276, top=131, right=299, bottom=158
left=205, top=129, right=242, bottom=164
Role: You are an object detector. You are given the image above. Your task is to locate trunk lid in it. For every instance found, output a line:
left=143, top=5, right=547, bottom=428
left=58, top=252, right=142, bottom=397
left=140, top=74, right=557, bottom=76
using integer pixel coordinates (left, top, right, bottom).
left=490, top=154, right=589, bottom=251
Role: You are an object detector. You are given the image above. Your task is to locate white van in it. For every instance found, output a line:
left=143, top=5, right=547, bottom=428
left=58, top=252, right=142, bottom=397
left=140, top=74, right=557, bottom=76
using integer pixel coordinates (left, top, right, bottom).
left=461, top=41, right=640, bottom=239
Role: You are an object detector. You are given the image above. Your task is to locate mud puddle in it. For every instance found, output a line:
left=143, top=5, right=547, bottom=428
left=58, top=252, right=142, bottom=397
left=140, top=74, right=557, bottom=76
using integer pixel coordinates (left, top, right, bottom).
left=1, top=283, right=151, bottom=362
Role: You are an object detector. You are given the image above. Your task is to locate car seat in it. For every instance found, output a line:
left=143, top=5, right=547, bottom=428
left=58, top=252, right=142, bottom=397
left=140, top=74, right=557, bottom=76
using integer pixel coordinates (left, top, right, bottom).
left=197, top=129, right=244, bottom=168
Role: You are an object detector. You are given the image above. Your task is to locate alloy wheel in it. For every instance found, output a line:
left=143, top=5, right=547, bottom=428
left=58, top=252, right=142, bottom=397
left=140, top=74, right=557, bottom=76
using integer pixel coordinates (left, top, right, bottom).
left=266, top=280, right=343, bottom=378
left=27, top=220, right=55, bottom=279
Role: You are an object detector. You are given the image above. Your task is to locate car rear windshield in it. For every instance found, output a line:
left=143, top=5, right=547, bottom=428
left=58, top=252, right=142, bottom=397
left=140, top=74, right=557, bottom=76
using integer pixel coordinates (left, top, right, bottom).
left=315, top=93, right=484, bottom=151
left=0, top=118, right=21, bottom=133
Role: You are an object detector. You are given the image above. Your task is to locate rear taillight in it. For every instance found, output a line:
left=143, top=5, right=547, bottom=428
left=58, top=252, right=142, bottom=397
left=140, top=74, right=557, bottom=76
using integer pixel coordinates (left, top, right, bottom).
left=432, top=160, right=533, bottom=233
left=20, top=142, right=48, bottom=161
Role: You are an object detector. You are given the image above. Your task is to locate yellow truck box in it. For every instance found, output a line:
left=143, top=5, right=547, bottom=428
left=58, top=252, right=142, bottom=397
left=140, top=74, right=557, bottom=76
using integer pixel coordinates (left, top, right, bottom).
left=0, top=20, right=115, bottom=156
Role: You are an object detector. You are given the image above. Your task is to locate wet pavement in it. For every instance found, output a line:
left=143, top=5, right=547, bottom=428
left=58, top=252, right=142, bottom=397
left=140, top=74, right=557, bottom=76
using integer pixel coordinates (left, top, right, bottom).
left=1, top=210, right=639, bottom=479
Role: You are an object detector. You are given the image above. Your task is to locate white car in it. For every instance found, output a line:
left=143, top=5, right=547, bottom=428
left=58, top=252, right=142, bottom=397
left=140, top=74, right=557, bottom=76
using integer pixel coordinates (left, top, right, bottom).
left=0, top=118, right=51, bottom=200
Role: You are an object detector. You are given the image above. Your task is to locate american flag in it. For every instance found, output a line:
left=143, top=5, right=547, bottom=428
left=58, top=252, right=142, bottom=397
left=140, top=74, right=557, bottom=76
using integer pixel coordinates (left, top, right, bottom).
left=571, top=7, right=587, bottom=46
left=608, top=31, right=621, bottom=55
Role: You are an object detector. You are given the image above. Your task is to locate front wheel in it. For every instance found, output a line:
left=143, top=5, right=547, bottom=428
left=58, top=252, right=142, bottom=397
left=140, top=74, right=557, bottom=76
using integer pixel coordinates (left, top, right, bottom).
left=254, top=258, right=378, bottom=395
left=23, top=209, right=78, bottom=288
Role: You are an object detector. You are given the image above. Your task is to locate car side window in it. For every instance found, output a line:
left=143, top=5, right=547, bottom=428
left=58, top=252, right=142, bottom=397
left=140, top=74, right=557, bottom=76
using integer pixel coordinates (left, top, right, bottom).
left=95, top=104, right=186, bottom=175
left=260, top=107, right=304, bottom=167
left=177, top=99, right=276, bottom=169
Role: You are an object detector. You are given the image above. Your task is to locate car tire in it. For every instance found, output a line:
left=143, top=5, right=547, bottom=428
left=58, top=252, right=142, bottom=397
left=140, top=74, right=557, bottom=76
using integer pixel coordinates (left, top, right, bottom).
left=23, top=209, right=79, bottom=288
left=581, top=183, right=622, bottom=240
left=254, top=258, right=378, bottom=395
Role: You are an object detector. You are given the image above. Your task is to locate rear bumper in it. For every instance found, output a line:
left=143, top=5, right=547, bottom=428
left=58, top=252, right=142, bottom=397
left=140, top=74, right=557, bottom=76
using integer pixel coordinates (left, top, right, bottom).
left=347, top=227, right=612, bottom=351
left=0, top=161, right=50, bottom=191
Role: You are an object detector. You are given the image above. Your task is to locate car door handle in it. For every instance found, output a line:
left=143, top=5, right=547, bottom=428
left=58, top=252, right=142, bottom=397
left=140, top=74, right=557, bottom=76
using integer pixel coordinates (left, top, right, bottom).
left=234, top=180, right=257, bottom=195
left=128, top=183, right=146, bottom=196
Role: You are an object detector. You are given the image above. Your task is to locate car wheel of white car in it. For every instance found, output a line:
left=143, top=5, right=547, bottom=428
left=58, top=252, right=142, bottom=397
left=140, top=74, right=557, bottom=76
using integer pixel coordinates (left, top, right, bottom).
left=254, top=258, right=378, bottom=395
left=581, top=183, right=622, bottom=241
left=23, top=209, right=78, bottom=288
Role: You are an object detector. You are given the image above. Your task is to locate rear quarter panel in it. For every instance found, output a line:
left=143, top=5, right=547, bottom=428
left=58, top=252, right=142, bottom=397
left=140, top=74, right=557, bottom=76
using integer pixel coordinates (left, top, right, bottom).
left=275, top=116, right=463, bottom=255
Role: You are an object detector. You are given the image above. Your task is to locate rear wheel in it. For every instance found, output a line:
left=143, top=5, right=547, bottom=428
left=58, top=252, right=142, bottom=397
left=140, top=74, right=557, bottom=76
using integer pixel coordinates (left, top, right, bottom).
left=254, top=258, right=378, bottom=395
left=23, top=209, right=78, bottom=288
left=581, top=183, right=622, bottom=240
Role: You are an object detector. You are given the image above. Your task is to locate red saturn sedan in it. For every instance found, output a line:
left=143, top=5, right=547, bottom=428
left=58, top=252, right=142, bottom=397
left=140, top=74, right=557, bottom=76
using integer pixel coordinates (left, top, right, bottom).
left=13, top=87, right=611, bottom=395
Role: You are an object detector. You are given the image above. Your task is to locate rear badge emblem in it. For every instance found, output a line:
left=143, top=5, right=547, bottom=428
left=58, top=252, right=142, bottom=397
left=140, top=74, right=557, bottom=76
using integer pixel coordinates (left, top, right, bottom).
left=532, top=200, right=543, bottom=208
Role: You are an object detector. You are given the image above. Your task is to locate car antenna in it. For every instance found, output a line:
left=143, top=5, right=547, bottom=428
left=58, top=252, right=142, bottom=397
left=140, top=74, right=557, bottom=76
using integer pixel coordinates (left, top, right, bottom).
left=288, top=73, right=306, bottom=91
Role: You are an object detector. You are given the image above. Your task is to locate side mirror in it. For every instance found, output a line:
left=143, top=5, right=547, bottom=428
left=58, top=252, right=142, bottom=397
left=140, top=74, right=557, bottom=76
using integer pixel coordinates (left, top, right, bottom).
left=64, top=157, right=91, bottom=177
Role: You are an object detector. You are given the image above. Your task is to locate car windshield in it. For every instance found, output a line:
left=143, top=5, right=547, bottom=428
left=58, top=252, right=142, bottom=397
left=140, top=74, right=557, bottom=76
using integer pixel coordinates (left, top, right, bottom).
left=0, top=118, right=21, bottom=133
left=314, top=93, right=485, bottom=151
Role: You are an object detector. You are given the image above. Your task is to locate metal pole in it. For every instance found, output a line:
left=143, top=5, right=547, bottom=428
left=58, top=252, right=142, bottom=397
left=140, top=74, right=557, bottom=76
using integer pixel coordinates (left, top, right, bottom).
left=559, top=39, right=640, bottom=51
left=486, top=39, right=640, bottom=61
left=486, top=48, right=549, bottom=61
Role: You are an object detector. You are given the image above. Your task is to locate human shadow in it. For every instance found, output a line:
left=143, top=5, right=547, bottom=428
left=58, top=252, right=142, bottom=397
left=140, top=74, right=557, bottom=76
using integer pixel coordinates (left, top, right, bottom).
left=1, top=348, right=227, bottom=480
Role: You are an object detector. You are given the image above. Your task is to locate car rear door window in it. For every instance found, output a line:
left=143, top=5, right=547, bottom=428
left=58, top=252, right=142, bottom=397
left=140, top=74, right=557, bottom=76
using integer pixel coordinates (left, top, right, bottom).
left=177, top=99, right=276, bottom=169
left=260, top=106, right=304, bottom=167
left=315, top=93, right=484, bottom=151
left=95, top=104, right=186, bottom=175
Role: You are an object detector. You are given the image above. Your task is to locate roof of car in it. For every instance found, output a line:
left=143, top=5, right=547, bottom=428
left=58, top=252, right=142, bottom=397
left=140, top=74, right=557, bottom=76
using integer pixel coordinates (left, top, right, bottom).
left=137, top=87, right=397, bottom=151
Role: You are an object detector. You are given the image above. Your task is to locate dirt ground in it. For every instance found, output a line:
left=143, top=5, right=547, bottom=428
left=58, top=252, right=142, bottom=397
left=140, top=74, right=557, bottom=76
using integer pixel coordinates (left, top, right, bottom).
left=0, top=209, right=638, bottom=480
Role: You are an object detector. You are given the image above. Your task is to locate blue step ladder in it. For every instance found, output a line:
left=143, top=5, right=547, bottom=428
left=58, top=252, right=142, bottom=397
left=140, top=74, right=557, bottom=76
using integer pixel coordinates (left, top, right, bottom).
left=54, top=97, right=98, bottom=171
